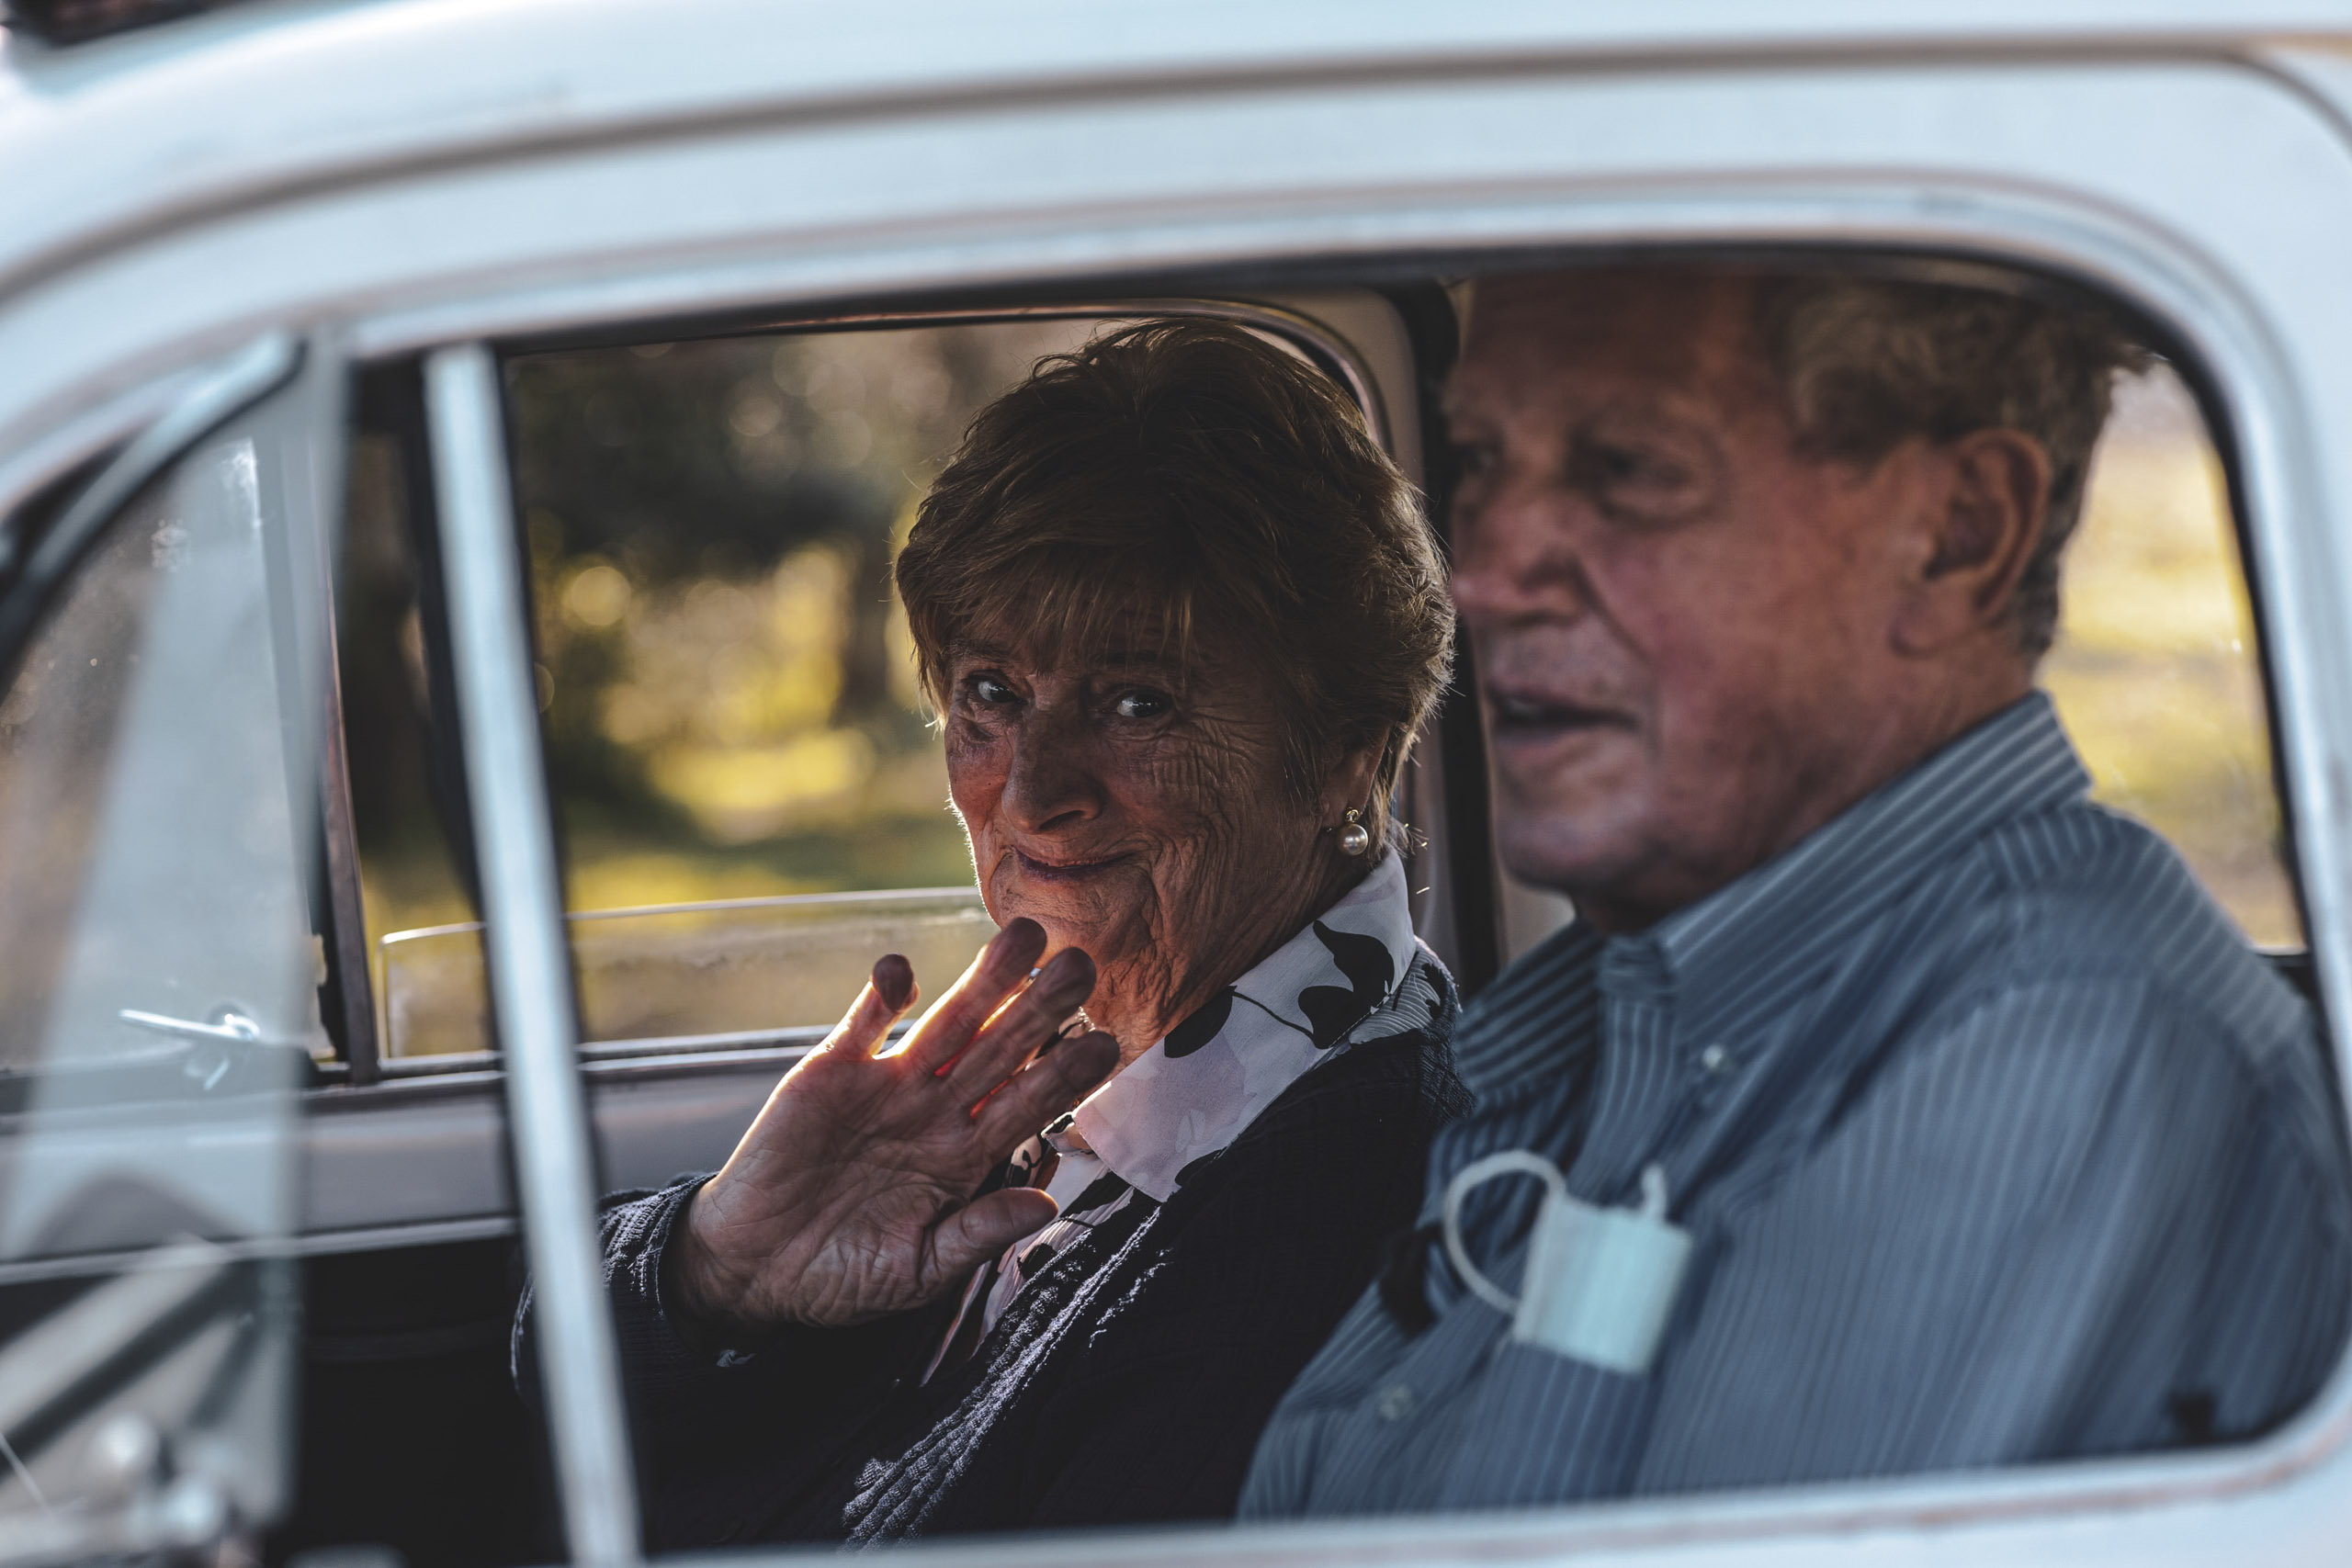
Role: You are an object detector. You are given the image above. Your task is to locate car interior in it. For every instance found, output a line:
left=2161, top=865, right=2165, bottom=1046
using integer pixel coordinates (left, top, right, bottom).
left=0, top=254, right=2320, bottom=1564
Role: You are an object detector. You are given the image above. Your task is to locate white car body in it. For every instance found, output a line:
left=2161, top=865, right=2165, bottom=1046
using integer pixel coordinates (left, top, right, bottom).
left=8, top=3, right=2352, bottom=1563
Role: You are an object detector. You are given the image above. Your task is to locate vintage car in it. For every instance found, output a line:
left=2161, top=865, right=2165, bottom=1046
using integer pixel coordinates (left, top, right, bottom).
left=4, top=0, right=2352, bottom=1563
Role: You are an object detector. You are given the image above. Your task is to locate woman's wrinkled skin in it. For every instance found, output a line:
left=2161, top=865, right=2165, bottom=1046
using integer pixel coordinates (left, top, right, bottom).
left=666, top=623, right=1379, bottom=1337
left=946, top=629, right=1379, bottom=1063
left=666, top=922, right=1121, bottom=1338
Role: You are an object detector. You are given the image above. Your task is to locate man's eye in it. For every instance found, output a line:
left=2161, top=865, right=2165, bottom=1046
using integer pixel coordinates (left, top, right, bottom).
left=1113, top=691, right=1170, bottom=720
left=971, top=673, right=1018, bottom=705
left=1569, top=436, right=1704, bottom=521
left=1584, top=443, right=1675, bottom=485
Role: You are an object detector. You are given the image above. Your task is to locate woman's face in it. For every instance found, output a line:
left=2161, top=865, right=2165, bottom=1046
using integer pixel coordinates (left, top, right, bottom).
left=943, top=630, right=1370, bottom=1058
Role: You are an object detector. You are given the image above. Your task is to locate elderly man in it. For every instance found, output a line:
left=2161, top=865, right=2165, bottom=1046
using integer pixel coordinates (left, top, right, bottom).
left=1239, top=266, right=2352, bottom=1513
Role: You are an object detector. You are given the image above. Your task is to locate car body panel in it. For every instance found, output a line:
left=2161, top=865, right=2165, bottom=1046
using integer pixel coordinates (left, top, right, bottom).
left=9, top=4, right=2352, bottom=1563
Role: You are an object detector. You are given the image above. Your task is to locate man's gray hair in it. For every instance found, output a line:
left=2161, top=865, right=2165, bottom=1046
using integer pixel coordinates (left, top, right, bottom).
left=1750, top=276, right=2150, bottom=657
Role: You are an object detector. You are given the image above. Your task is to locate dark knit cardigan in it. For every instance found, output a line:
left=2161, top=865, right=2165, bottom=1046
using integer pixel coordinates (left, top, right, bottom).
left=515, top=962, right=1466, bottom=1547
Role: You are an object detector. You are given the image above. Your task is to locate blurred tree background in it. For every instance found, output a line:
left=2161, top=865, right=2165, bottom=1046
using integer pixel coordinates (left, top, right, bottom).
left=343, top=320, right=2299, bottom=1052
left=347, top=318, right=1099, bottom=953
left=2040, top=363, right=2297, bottom=946
left=516, top=319, right=1111, bottom=914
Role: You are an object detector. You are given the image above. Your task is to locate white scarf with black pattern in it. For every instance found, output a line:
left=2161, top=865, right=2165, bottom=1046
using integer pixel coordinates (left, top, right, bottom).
left=923, top=853, right=1430, bottom=1381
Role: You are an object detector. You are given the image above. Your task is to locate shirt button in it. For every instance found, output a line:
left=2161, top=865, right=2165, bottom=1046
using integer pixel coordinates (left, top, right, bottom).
left=1700, top=1044, right=1733, bottom=1076
left=1375, top=1382, right=1417, bottom=1422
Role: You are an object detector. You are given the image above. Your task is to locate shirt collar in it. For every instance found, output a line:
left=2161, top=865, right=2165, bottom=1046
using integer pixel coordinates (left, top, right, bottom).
left=1071, top=852, right=1420, bottom=1201
left=1453, top=693, right=2090, bottom=1099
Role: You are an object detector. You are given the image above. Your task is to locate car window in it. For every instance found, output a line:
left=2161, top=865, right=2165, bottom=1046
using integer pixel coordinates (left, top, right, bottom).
left=334, top=367, right=487, bottom=1066
left=363, top=316, right=1347, bottom=1057
left=332, top=272, right=2341, bottom=1563
left=1497, top=357, right=2301, bottom=959
left=2041, top=366, right=2298, bottom=946
left=0, top=354, right=322, bottom=1551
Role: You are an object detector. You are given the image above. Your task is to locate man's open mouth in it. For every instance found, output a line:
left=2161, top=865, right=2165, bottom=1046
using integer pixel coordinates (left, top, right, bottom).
left=1485, top=691, right=1634, bottom=739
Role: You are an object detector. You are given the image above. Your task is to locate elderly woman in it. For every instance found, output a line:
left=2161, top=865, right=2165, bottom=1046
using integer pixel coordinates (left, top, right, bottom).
left=522, top=320, right=1464, bottom=1544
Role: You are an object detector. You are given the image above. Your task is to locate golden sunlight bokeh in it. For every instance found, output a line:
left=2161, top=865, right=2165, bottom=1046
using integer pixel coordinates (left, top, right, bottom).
left=2041, top=365, right=2297, bottom=947
left=358, top=338, right=2301, bottom=1055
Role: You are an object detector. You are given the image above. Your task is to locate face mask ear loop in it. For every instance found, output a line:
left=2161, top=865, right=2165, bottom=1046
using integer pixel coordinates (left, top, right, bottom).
left=1442, top=1150, right=1568, bottom=1316
left=1639, top=1163, right=1671, bottom=1221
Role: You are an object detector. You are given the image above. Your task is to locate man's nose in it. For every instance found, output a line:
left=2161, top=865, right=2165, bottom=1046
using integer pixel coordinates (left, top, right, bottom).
left=1001, top=713, right=1104, bottom=834
left=1449, top=486, right=1590, bottom=626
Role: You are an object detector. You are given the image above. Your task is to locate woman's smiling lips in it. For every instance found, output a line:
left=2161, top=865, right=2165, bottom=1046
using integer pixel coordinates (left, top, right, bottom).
left=1012, top=848, right=1131, bottom=884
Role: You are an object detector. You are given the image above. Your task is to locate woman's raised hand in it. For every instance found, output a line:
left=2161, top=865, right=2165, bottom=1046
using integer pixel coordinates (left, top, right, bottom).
left=666, top=919, right=1122, bottom=1341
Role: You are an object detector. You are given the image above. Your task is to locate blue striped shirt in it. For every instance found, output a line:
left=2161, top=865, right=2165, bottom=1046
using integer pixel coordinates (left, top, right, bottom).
left=1241, top=694, right=2352, bottom=1515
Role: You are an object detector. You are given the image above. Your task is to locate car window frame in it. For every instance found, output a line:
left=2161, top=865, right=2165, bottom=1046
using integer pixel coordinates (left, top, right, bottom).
left=337, top=292, right=1481, bottom=1081
left=13, top=267, right=2330, bottom=1568
left=433, top=273, right=2352, bottom=1568
left=404, top=257, right=2352, bottom=1568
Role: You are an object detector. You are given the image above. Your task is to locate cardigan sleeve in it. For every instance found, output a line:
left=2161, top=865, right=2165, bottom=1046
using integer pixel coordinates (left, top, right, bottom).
left=513, top=1176, right=940, bottom=1539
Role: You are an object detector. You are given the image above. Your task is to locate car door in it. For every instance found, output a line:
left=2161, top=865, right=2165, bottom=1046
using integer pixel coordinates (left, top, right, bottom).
left=282, top=293, right=1474, bottom=1566
left=10, top=7, right=2352, bottom=1568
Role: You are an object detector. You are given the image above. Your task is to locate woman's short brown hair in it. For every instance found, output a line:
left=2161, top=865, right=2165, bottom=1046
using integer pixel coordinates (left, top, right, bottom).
left=895, top=319, right=1453, bottom=853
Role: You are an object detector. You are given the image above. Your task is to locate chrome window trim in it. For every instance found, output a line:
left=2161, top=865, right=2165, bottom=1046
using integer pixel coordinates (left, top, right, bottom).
left=0, top=358, right=218, bottom=530
left=0, top=332, right=300, bottom=671
left=424, top=342, right=642, bottom=1568
left=0, top=1218, right=520, bottom=1292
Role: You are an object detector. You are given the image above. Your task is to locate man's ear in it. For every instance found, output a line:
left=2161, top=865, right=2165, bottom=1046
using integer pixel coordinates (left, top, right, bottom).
left=1892, top=428, right=2051, bottom=656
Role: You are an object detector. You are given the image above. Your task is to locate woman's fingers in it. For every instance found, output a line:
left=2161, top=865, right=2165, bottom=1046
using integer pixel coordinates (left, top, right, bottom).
left=923, top=1187, right=1061, bottom=1289
left=899, top=919, right=1051, bottom=1074
left=972, top=1029, right=1120, bottom=1147
left=872, top=953, right=916, bottom=1011
left=820, top=953, right=922, bottom=1059
left=944, top=946, right=1096, bottom=1094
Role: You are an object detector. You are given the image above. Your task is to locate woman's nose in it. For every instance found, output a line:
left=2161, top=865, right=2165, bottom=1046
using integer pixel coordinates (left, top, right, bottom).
left=1000, top=722, right=1106, bottom=834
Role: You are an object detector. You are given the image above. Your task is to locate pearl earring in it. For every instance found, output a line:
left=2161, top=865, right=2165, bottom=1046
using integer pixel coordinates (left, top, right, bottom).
left=1337, top=807, right=1371, bottom=857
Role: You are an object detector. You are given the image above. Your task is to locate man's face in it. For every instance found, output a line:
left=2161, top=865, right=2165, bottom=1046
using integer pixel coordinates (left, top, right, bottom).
left=1449, top=271, right=1928, bottom=930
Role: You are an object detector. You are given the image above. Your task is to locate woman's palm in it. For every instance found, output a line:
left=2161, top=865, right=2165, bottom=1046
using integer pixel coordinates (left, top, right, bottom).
left=671, top=922, right=1119, bottom=1337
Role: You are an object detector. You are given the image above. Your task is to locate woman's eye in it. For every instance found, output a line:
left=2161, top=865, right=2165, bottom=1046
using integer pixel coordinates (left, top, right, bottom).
left=1113, top=690, right=1171, bottom=720
left=970, top=673, right=1018, bottom=705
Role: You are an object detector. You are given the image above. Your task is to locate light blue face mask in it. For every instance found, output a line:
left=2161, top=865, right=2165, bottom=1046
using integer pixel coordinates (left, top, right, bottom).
left=1442, top=1153, right=1692, bottom=1376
